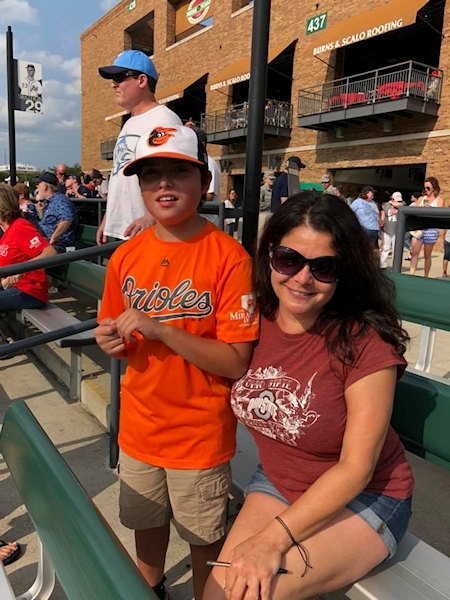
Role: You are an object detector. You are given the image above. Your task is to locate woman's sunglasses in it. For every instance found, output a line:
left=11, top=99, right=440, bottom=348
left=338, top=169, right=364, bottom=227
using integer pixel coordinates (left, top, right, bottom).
left=424, top=186, right=433, bottom=191
left=269, top=246, right=340, bottom=284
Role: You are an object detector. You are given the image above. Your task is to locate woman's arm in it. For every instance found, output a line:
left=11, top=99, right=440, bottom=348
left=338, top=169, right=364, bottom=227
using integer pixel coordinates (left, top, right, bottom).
left=225, top=366, right=398, bottom=586
left=1, top=244, right=57, bottom=286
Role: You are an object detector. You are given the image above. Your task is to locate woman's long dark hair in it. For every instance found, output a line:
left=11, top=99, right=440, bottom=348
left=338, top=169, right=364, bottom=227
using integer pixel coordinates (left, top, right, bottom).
left=255, top=191, right=409, bottom=363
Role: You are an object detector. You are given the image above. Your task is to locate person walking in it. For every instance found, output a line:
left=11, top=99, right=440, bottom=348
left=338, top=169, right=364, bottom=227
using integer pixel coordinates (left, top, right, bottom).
left=409, top=176, right=444, bottom=277
left=350, top=186, right=379, bottom=249
left=96, top=50, right=182, bottom=244
left=379, top=191, right=405, bottom=269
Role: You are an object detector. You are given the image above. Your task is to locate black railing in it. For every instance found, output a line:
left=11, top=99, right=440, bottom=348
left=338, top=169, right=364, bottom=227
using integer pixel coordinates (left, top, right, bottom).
left=297, top=61, right=442, bottom=117
left=0, top=243, right=122, bottom=467
left=201, top=98, right=292, bottom=134
left=100, top=138, right=116, bottom=160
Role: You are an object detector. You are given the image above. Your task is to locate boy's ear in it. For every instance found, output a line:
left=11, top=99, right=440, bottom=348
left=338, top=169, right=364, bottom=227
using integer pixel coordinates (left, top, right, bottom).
left=201, top=170, right=212, bottom=195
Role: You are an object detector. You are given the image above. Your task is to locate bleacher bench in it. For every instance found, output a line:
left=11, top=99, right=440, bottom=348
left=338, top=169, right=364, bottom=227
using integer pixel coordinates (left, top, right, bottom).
left=19, top=303, right=95, bottom=401
left=231, top=367, right=450, bottom=600
left=0, top=400, right=155, bottom=600
left=17, top=259, right=107, bottom=400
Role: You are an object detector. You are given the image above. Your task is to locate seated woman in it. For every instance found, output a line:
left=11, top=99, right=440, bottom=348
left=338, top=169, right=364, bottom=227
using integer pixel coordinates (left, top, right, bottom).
left=204, top=191, right=413, bottom=600
left=0, top=183, right=56, bottom=313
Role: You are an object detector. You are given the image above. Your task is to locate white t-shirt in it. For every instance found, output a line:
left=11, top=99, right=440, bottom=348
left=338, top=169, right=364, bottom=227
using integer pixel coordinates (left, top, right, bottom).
left=104, top=104, right=182, bottom=239
left=207, top=155, right=221, bottom=199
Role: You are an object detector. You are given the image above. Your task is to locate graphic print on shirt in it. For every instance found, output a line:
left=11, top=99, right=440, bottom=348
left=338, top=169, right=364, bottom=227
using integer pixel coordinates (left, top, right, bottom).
left=112, top=134, right=141, bottom=176
left=122, top=276, right=213, bottom=321
left=0, top=244, right=8, bottom=257
left=231, top=366, right=320, bottom=446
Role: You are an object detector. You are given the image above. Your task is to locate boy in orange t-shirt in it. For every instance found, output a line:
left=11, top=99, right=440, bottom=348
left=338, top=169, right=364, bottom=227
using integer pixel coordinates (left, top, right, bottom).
left=94, top=124, right=258, bottom=599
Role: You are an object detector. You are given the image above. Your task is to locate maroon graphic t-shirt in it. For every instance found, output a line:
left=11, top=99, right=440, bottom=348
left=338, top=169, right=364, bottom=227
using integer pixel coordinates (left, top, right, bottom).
left=231, top=317, right=414, bottom=504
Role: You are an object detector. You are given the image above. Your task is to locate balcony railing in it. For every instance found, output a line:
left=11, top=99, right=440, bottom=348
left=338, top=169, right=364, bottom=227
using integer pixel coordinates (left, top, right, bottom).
left=201, top=98, right=292, bottom=135
left=100, top=138, right=116, bottom=161
left=297, top=61, right=442, bottom=118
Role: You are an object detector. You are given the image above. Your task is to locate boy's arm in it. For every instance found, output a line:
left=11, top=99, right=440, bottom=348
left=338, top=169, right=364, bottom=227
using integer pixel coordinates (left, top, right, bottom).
left=115, top=308, right=253, bottom=379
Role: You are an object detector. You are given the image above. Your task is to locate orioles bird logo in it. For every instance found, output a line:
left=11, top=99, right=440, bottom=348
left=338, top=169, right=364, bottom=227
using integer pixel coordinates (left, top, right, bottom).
left=147, top=127, right=177, bottom=147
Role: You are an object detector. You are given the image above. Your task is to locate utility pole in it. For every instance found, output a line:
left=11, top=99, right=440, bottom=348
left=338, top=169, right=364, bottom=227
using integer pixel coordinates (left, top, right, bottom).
left=6, top=26, right=17, bottom=186
left=241, top=0, right=271, bottom=255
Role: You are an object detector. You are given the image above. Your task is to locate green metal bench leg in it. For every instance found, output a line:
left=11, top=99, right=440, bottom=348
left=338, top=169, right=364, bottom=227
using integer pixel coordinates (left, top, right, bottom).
left=17, top=538, right=55, bottom=600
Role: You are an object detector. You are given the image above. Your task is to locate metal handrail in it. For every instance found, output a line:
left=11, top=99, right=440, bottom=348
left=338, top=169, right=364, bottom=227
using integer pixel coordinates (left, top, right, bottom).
left=0, top=241, right=121, bottom=278
left=0, top=241, right=123, bottom=467
left=297, top=60, right=442, bottom=117
left=201, top=98, right=292, bottom=134
left=0, top=319, right=98, bottom=358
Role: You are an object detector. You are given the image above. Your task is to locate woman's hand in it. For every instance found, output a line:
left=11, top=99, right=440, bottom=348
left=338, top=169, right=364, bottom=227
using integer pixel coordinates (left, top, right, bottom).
left=1, top=274, right=21, bottom=288
left=224, top=532, right=285, bottom=600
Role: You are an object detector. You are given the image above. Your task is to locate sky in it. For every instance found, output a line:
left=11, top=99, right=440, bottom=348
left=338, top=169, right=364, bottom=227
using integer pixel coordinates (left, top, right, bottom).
left=0, top=0, right=120, bottom=170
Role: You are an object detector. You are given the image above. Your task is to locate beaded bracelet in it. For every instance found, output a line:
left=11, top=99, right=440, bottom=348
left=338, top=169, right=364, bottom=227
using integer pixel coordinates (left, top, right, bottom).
left=275, top=516, right=313, bottom=577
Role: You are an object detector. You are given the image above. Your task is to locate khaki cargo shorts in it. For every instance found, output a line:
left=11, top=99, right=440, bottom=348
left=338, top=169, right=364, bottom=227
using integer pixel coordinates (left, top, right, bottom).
left=118, top=451, right=231, bottom=545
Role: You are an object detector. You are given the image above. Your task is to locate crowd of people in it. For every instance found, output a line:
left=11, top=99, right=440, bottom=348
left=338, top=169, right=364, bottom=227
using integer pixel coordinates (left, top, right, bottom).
left=1, top=48, right=448, bottom=599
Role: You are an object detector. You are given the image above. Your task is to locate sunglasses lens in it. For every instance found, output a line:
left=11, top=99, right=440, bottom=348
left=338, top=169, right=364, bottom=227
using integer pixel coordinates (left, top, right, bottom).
left=271, top=247, right=306, bottom=276
left=310, top=257, right=340, bottom=283
left=271, top=247, right=339, bottom=283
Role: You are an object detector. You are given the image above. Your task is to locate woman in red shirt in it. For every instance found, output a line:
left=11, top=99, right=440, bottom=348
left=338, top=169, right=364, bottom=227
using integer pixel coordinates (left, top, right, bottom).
left=0, top=184, right=56, bottom=312
left=205, top=191, right=413, bottom=600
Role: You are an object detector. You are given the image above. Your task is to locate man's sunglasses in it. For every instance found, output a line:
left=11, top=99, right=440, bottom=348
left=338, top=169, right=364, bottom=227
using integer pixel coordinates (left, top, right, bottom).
left=269, top=245, right=341, bottom=284
left=111, top=70, right=140, bottom=84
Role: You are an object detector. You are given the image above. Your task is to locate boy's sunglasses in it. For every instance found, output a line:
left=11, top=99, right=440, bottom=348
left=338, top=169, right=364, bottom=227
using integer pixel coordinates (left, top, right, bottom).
left=111, top=70, right=139, bottom=84
left=269, top=246, right=340, bottom=283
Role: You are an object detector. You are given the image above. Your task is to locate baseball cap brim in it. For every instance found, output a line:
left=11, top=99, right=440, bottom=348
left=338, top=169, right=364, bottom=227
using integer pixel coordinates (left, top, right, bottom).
left=124, top=152, right=205, bottom=177
left=98, top=66, right=132, bottom=78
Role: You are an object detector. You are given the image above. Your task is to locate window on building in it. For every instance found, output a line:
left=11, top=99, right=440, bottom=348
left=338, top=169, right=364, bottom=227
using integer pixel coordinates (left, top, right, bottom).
left=125, top=11, right=154, bottom=56
left=169, top=0, right=214, bottom=45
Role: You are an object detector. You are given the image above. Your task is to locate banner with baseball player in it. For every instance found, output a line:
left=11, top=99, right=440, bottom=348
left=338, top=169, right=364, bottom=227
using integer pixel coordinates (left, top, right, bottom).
left=14, top=59, right=43, bottom=114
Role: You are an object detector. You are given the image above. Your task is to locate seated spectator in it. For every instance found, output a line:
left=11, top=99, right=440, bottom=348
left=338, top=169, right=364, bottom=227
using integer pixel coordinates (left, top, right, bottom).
left=55, top=163, right=68, bottom=194
left=33, top=172, right=77, bottom=252
left=65, top=174, right=90, bottom=199
left=13, top=182, right=39, bottom=224
left=0, top=183, right=56, bottom=313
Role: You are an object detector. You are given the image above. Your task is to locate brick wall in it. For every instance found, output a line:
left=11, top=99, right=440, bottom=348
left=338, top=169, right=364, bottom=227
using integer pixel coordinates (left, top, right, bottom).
left=81, top=0, right=450, bottom=205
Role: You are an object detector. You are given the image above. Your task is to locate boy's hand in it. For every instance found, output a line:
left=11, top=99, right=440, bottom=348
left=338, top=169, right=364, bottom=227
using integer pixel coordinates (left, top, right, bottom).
left=115, top=308, right=162, bottom=342
left=94, top=318, right=126, bottom=357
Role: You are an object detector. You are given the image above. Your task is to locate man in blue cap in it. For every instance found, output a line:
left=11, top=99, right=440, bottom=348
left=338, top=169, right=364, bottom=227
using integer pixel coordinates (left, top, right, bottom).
left=96, top=50, right=181, bottom=244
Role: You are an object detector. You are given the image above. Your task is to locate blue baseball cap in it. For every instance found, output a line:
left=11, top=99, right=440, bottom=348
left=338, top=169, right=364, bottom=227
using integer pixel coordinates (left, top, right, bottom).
left=98, top=50, right=158, bottom=81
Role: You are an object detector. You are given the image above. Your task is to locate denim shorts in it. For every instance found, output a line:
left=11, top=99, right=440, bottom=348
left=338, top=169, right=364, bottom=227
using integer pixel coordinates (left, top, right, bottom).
left=245, top=464, right=412, bottom=559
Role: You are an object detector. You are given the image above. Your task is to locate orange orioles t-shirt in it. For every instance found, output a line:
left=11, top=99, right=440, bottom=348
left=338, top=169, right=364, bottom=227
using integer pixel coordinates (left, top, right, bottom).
left=99, top=221, right=259, bottom=469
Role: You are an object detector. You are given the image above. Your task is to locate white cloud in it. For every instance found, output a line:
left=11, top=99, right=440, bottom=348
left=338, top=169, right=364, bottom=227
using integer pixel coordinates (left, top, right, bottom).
left=16, top=49, right=80, bottom=79
left=99, top=0, right=119, bottom=12
left=0, top=0, right=39, bottom=25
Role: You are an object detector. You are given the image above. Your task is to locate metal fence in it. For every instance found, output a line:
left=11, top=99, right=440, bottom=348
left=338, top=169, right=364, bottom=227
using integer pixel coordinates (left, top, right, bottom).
left=297, top=61, right=442, bottom=117
left=201, top=98, right=292, bottom=134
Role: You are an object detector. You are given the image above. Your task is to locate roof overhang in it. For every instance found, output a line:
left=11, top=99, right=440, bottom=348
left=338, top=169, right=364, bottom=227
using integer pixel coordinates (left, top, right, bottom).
left=156, top=74, right=206, bottom=104
left=306, top=0, right=428, bottom=56
left=209, top=40, right=296, bottom=91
